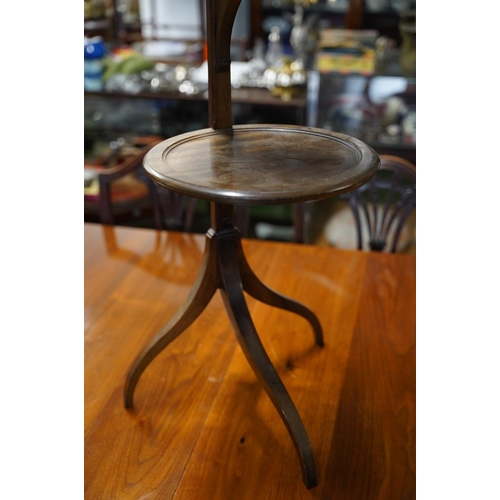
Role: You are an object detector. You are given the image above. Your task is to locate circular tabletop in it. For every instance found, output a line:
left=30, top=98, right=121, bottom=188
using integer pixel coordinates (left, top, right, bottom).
left=144, top=124, right=380, bottom=205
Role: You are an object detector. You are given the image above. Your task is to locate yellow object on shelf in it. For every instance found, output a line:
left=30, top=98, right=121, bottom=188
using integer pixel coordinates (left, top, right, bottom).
left=315, top=52, right=376, bottom=75
left=315, top=29, right=378, bottom=76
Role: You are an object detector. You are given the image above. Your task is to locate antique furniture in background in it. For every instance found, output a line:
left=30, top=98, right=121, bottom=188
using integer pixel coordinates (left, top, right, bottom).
left=343, top=154, right=415, bottom=252
left=85, top=139, right=197, bottom=230
left=84, top=141, right=155, bottom=225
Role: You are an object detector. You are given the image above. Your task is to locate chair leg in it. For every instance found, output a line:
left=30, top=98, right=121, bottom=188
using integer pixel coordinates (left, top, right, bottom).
left=124, top=232, right=218, bottom=408
left=217, top=231, right=318, bottom=489
left=236, top=236, right=324, bottom=347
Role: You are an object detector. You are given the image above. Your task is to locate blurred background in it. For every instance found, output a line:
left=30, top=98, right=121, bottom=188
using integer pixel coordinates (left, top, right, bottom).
left=84, top=0, right=416, bottom=253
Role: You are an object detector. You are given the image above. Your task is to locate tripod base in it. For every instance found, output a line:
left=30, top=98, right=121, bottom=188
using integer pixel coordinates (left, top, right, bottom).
left=124, top=203, right=324, bottom=488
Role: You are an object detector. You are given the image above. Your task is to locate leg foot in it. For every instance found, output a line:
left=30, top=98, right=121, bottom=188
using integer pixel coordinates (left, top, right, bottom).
left=218, top=232, right=318, bottom=488
left=124, top=233, right=218, bottom=408
left=237, top=237, right=324, bottom=347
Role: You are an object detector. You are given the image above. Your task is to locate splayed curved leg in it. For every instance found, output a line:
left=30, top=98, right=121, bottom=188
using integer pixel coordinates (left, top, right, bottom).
left=236, top=236, right=324, bottom=347
left=124, top=233, right=218, bottom=408
left=218, top=232, right=318, bottom=489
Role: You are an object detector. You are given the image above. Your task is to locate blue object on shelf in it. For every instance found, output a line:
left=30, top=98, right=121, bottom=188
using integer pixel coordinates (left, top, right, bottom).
left=84, top=37, right=106, bottom=91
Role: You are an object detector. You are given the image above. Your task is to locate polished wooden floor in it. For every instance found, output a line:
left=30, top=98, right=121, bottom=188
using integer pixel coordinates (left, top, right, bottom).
left=85, top=223, right=416, bottom=499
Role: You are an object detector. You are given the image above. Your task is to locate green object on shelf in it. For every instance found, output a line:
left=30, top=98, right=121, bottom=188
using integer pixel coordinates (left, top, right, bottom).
left=103, top=55, right=155, bottom=81
left=120, top=56, right=155, bottom=74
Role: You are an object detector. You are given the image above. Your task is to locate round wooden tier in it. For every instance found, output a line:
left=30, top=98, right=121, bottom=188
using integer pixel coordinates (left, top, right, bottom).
left=144, top=124, right=380, bottom=205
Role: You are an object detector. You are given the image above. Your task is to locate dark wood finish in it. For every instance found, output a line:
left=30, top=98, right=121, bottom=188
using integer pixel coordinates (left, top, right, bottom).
left=207, top=0, right=243, bottom=129
left=250, top=0, right=263, bottom=47
left=86, top=142, right=197, bottom=231
left=124, top=205, right=323, bottom=487
left=85, top=144, right=154, bottom=226
left=144, top=125, right=380, bottom=206
left=123, top=0, right=380, bottom=489
left=137, top=169, right=198, bottom=231
left=343, top=154, right=416, bottom=252
left=345, top=0, right=364, bottom=30
left=85, top=222, right=416, bottom=499
left=294, top=203, right=306, bottom=243
left=217, top=223, right=318, bottom=488
left=97, top=144, right=156, bottom=225
left=84, top=18, right=112, bottom=42
left=372, top=145, right=416, bottom=166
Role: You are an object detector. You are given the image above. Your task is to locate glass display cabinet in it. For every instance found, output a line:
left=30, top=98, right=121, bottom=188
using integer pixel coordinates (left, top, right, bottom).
left=306, top=52, right=416, bottom=163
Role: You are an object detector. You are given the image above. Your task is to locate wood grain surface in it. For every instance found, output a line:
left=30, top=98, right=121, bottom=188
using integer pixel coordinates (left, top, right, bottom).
left=84, top=222, right=415, bottom=499
left=144, top=125, right=380, bottom=205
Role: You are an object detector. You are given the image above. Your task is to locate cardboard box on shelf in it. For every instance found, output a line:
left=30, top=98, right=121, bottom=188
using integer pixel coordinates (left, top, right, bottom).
left=315, top=29, right=379, bottom=76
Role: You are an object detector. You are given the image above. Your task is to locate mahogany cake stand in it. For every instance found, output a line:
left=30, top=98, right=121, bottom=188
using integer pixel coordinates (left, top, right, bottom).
left=124, top=124, right=380, bottom=489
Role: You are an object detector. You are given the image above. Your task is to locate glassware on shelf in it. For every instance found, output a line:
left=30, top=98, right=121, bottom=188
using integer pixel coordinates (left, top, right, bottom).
left=399, top=11, right=416, bottom=75
left=265, top=56, right=307, bottom=101
left=290, top=2, right=319, bottom=70
left=265, top=26, right=284, bottom=66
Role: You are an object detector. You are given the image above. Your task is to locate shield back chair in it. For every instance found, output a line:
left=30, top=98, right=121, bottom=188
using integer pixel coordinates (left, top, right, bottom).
left=84, top=142, right=152, bottom=225
left=343, top=154, right=416, bottom=253
left=85, top=140, right=197, bottom=231
left=123, top=0, right=380, bottom=489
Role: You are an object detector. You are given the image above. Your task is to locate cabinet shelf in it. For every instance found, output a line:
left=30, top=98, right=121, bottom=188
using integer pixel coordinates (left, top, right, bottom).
left=84, top=86, right=306, bottom=108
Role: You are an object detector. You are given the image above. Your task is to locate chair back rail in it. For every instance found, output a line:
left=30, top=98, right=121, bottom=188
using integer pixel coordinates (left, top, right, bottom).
left=98, top=144, right=157, bottom=225
left=98, top=142, right=196, bottom=230
left=344, top=155, right=416, bottom=253
left=136, top=168, right=198, bottom=231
